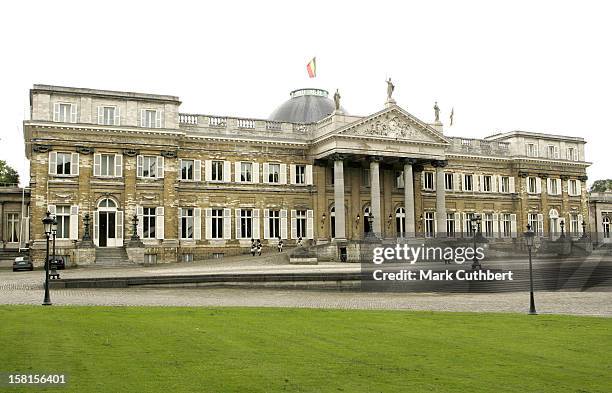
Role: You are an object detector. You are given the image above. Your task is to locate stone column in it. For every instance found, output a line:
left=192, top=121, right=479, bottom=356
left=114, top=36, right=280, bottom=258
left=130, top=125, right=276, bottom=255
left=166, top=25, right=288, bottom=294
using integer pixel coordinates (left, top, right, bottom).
left=433, top=160, right=448, bottom=237
left=333, top=157, right=346, bottom=240
left=403, top=159, right=416, bottom=237
left=370, top=157, right=382, bottom=235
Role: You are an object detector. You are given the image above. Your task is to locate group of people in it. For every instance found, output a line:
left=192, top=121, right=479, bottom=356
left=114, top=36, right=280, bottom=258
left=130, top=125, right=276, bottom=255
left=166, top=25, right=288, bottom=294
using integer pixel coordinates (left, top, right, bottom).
left=249, top=236, right=304, bottom=256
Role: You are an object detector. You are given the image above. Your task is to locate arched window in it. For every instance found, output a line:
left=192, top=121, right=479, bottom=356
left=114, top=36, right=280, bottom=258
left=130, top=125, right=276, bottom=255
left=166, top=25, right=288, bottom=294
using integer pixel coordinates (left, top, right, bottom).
left=98, top=198, right=117, bottom=208
left=603, top=216, right=610, bottom=239
left=395, top=207, right=406, bottom=237
left=549, top=209, right=559, bottom=239
left=330, top=206, right=336, bottom=239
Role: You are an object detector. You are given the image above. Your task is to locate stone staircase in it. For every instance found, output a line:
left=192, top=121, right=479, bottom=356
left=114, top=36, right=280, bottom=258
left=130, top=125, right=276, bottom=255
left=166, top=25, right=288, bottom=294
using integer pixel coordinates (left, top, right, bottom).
left=94, top=247, right=133, bottom=267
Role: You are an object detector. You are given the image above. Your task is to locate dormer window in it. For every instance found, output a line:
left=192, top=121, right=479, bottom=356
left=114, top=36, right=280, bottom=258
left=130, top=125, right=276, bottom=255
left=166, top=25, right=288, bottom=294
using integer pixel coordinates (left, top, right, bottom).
left=98, top=106, right=120, bottom=126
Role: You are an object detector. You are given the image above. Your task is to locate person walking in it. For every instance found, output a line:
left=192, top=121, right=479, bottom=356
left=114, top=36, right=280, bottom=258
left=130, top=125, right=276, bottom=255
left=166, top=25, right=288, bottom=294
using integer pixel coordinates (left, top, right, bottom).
left=277, top=237, right=283, bottom=253
left=250, top=239, right=256, bottom=256
left=256, top=239, right=262, bottom=256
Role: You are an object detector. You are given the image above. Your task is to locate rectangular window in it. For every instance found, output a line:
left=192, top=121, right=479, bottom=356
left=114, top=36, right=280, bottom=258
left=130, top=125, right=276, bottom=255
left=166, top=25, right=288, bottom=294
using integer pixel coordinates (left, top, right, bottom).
left=528, top=213, right=539, bottom=234
left=445, top=173, right=453, bottom=191
left=526, top=143, right=537, bottom=157
left=211, top=161, right=224, bottom=181
left=296, top=210, right=307, bottom=238
left=241, top=162, right=252, bottom=182
left=424, top=212, right=435, bottom=238
left=500, top=176, right=510, bottom=193
left=268, top=209, right=281, bottom=239
left=240, top=209, right=253, bottom=239
left=484, top=213, right=494, bottom=237
left=181, top=160, right=194, bottom=181
left=268, top=163, right=280, bottom=183
left=142, top=207, right=156, bottom=239
left=102, top=106, right=116, bottom=126
left=100, top=154, right=115, bottom=177
left=528, top=177, right=537, bottom=193
left=446, top=213, right=455, bottom=237
left=55, top=205, right=71, bottom=239
left=501, top=213, right=511, bottom=237
left=7, top=213, right=19, bottom=242
left=423, top=172, right=434, bottom=190
left=567, top=147, right=577, bottom=161
left=142, top=110, right=157, bottom=128
left=547, top=145, right=556, bottom=159
left=142, top=156, right=157, bottom=178
left=465, top=212, right=476, bottom=236
left=56, top=103, right=73, bottom=122
left=570, top=213, right=580, bottom=234
left=180, top=208, right=194, bottom=239
left=211, top=209, right=223, bottom=239
left=482, top=175, right=492, bottom=192
left=295, top=165, right=306, bottom=184
left=569, top=179, right=578, bottom=195
left=396, top=171, right=404, bottom=189
left=550, top=179, right=559, bottom=195
left=464, top=174, right=473, bottom=191
left=56, top=153, right=72, bottom=175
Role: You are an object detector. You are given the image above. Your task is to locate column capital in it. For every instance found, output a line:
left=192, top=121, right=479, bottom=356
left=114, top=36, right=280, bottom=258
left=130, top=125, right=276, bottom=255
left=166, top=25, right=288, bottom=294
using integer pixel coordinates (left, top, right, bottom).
left=400, top=158, right=418, bottom=166
left=329, top=153, right=346, bottom=162
left=431, top=159, right=448, bottom=168
left=369, top=155, right=384, bottom=163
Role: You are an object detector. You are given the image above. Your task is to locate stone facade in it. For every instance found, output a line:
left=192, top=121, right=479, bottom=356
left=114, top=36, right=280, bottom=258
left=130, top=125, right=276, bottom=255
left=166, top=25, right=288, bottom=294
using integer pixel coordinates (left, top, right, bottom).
left=589, top=192, right=612, bottom=244
left=23, top=85, right=590, bottom=265
left=0, top=185, right=29, bottom=251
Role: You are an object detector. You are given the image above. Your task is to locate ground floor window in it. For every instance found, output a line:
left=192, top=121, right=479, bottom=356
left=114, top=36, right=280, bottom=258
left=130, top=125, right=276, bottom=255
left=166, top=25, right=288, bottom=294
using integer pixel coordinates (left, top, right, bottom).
left=570, top=213, right=580, bottom=235
left=7, top=213, right=19, bottom=242
left=55, top=205, right=71, bottom=239
left=181, top=208, right=194, bottom=239
left=501, top=214, right=511, bottom=237
left=528, top=213, right=540, bottom=234
left=604, top=216, right=610, bottom=239
left=483, top=213, right=494, bottom=237
left=296, top=210, right=307, bottom=238
left=240, top=209, right=253, bottom=239
left=211, top=209, right=223, bottom=239
left=268, top=209, right=280, bottom=239
left=424, top=212, right=435, bottom=238
left=446, top=213, right=455, bottom=237
left=396, top=207, right=405, bottom=236
left=142, top=207, right=156, bottom=239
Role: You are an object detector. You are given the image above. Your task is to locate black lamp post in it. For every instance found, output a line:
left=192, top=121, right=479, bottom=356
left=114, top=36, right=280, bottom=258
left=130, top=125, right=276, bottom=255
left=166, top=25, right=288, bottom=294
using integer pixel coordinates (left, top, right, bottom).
left=559, top=220, right=565, bottom=239
left=131, top=214, right=140, bottom=241
left=50, top=218, right=58, bottom=278
left=581, top=220, right=588, bottom=240
left=471, top=214, right=482, bottom=270
left=524, top=224, right=537, bottom=315
left=42, top=211, right=54, bottom=306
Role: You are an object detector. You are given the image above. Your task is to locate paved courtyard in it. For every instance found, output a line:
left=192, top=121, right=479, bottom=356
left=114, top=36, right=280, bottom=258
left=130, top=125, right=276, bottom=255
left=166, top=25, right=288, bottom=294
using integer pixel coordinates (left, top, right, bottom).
left=1, top=253, right=610, bottom=316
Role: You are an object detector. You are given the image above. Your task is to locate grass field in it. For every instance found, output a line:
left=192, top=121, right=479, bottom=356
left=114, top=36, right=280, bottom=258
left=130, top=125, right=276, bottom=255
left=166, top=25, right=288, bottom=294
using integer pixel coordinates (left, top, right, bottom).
left=0, top=306, right=610, bottom=392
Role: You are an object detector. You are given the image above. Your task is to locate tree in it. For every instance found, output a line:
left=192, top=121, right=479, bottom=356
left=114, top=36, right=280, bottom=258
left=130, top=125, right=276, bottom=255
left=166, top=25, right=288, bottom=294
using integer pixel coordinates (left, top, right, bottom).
left=0, top=160, right=19, bottom=185
left=589, top=179, right=612, bottom=192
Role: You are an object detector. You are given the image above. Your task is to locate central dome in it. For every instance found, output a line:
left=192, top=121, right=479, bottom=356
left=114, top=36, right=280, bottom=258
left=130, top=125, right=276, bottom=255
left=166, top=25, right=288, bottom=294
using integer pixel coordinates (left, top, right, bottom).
left=269, top=88, right=347, bottom=123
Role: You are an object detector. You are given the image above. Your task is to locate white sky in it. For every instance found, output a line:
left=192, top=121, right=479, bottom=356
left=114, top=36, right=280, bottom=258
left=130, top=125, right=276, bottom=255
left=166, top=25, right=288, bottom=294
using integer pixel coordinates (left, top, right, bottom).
left=2, top=0, right=610, bottom=187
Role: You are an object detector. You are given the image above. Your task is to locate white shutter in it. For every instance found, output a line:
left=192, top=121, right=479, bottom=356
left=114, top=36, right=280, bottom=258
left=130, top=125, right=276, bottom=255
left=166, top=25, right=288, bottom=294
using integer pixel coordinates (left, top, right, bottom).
left=573, top=149, right=579, bottom=161
left=137, top=155, right=144, bottom=178
left=432, top=172, right=437, bottom=191
left=116, top=211, right=123, bottom=246
left=178, top=208, right=183, bottom=239
left=263, top=163, right=269, bottom=184
left=235, top=162, right=241, bottom=182
left=71, top=153, right=79, bottom=175
left=463, top=213, right=469, bottom=236
left=509, top=176, right=515, bottom=193
left=306, top=209, right=314, bottom=239
left=194, top=208, right=201, bottom=240
left=491, top=176, right=497, bottom=193
left=178, top=159, right=183, bottom=179
left=194, top=160, right=202, bottom=181
left=492, top=213, right=499, bottom=238
left=547, top=178, right=552, bottom=195
left=280, top=164, right=287, bottom=184
left=453, top=213, right=461, bottom=236
left=97, top=106, right=104, bottom=125
left=235, top=209, right=241, bottom=239
left=290, top=210, right=297, bottom=239
left=306, top=165, right=313, bottom=185
left=510, top=214, right=517, bottom=238
left=155, top=110, right=162, bottom=128
left=263, top=209, right=270, bottom=239
left=136, top=206, right=143, bottom=238
left=421, top=171, right=426, bottom=190
left=53, top=103, right=60, bottom=121
left=48, top=152, right=57, bottom=175
left=205, top=208, right=212, bottom=240
left=280, top=209, right=288, bottom=239
left=454, top=173, right=461, bottom=192
left=140, top=109, right=146, bottom=127
left=69, top=205, right=79, bottom=240
left=252, top=162, right=259, bottom=183
left=535, top=177, right=542, bottom=194
left=223, top=208, right=232, bottom=240
left=205, top=160, right=212, bottom=181
left=433, top=212, right=437, bottom=235
left=556, top=179, right=562, bottom=195
left=156, top=207, right=164, bottom=240
left=289, top=164, right=296, bottom=185
left=93, top=210, right=99, bottom=246
left=115, top=154, right=123, bottom=178
left=70, top=104, right=78, bottom=123
left=473, top=175, right=480, bottom=192
left=252, top=209, right=260, bottom=239
left=537, top=213, right=544, bottom=235
left=577, top=214, right=584, bottom=232
left=525, top=177, right=531, bottom=193
left=554, top=146, right=560, bottom=159
left=114, top=106, right=121, bottom=126
left=576, top=180, right=582, bottom=196
left=156, top=156, right=164, bottom=178
left=223, top=161, right=231, bottom=182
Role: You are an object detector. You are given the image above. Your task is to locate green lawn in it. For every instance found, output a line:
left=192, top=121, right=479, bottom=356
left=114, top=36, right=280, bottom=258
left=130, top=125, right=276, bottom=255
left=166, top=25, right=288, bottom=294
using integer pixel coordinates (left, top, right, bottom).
left=0, top=306, right=610, bottom=392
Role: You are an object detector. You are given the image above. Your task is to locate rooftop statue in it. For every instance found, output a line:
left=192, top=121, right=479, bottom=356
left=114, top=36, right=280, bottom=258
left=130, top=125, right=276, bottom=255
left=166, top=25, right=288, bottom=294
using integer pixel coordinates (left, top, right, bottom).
left=334, top=89, right=341, bottom=111
left=434, top=101, right=440, bottom=122
left=386, top=78, right=395, bottom=100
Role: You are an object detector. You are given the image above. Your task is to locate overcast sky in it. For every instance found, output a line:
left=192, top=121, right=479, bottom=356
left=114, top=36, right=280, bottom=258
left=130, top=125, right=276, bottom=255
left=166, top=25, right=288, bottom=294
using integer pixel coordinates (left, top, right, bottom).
left=2, top=0, right=610, bottom=187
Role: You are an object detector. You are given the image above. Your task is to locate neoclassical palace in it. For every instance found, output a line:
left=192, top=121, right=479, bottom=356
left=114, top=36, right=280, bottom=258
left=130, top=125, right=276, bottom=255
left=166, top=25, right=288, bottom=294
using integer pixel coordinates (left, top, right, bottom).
left=23, top=84, right=590, bottom=264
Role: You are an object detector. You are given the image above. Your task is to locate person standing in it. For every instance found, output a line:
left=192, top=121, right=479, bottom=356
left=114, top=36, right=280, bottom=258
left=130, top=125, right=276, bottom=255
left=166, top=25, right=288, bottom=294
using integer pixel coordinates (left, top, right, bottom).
left=277, top=237, right=283, bottom=253
left=250, top=239, right=256, bottom=256
left=256, top=239, right=262, bottom=256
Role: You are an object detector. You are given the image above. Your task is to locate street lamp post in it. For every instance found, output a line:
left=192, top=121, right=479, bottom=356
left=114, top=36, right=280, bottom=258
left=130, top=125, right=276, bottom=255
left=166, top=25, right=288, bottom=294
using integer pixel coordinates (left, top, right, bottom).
left=471, top=214, right=482, bottom=270
left=524, top=224, right=537, bottom=315
left=42, top=211, right=54, bottom=306
left=50, top=218, right=58, bottom=278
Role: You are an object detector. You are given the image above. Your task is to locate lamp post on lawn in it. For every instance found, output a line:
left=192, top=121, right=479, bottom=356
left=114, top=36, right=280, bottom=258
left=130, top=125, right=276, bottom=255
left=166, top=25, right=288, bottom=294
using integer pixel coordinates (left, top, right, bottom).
left=471, top=214, right=482, bottom=270
left=42, top=211, right=54, bottom=306
left=524, top=224, right=537, bottom=315
left=50, top=217, right=58, bottom=278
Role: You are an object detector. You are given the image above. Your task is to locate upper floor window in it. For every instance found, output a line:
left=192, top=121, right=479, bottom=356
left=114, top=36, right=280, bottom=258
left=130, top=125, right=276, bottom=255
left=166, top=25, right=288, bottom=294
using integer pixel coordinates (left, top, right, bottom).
left=527, top=177, right=538, bottom=193
left=526, top=143, right=538, bottom=157
left=268, top=163, right=280, bottom=183
left=181, top=160, right=194, bottom=181
left=141, top=109, right=162, bottom=128
left=463, top=174, right=473, bottom=191
left=49, top=152, right=79, bottom=176
left=93, top=153, right=123, bottom=177
left=295, top=165, right=306, bottom=185
left=444, top=173, right=453, bottom=191
left=53, top=103, right=77, bottom=123
left=137, top=155, right=164, bottom=179
left=98, top=106, right=120, bottom=126
left=547, top=145, right=559, bottom=159
left=423, top=171, right=435, bottom=191
left=568, top=179, right=581, bottom=196
left=396, top=171, right=405, bottom=189
left=481, top=175, right=493, bottom=192
left=211, top=160, right=224, bottom=181
left=500, top=176, right=510, bottom=193
left=567, top=147, right=578, bottom=161
left=56, top=153, right=72, bottom=175
left=240, top=162, right=253, bottom=182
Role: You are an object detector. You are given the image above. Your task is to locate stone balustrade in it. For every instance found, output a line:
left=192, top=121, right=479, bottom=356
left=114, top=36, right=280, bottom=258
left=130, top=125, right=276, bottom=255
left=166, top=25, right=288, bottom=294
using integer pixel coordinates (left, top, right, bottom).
left=447, top=137, right=511, bottom=156
left=178, top=113, right=314, bottom=138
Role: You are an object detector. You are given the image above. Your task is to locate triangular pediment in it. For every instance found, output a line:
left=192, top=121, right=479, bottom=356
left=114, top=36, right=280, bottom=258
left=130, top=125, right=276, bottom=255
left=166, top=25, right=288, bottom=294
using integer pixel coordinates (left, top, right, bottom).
left=336, top=105, right=449, bottom=144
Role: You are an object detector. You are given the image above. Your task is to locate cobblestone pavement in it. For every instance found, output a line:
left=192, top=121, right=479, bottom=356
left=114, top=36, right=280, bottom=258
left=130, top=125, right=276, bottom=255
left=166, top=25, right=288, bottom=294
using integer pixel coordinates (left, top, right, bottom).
left=1, top=254, right=610, bottom=316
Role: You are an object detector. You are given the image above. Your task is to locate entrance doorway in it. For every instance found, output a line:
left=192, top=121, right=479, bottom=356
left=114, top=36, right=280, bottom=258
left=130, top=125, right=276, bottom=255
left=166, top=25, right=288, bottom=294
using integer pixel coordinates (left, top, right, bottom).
left=94, top=198, right=124, bottom=247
